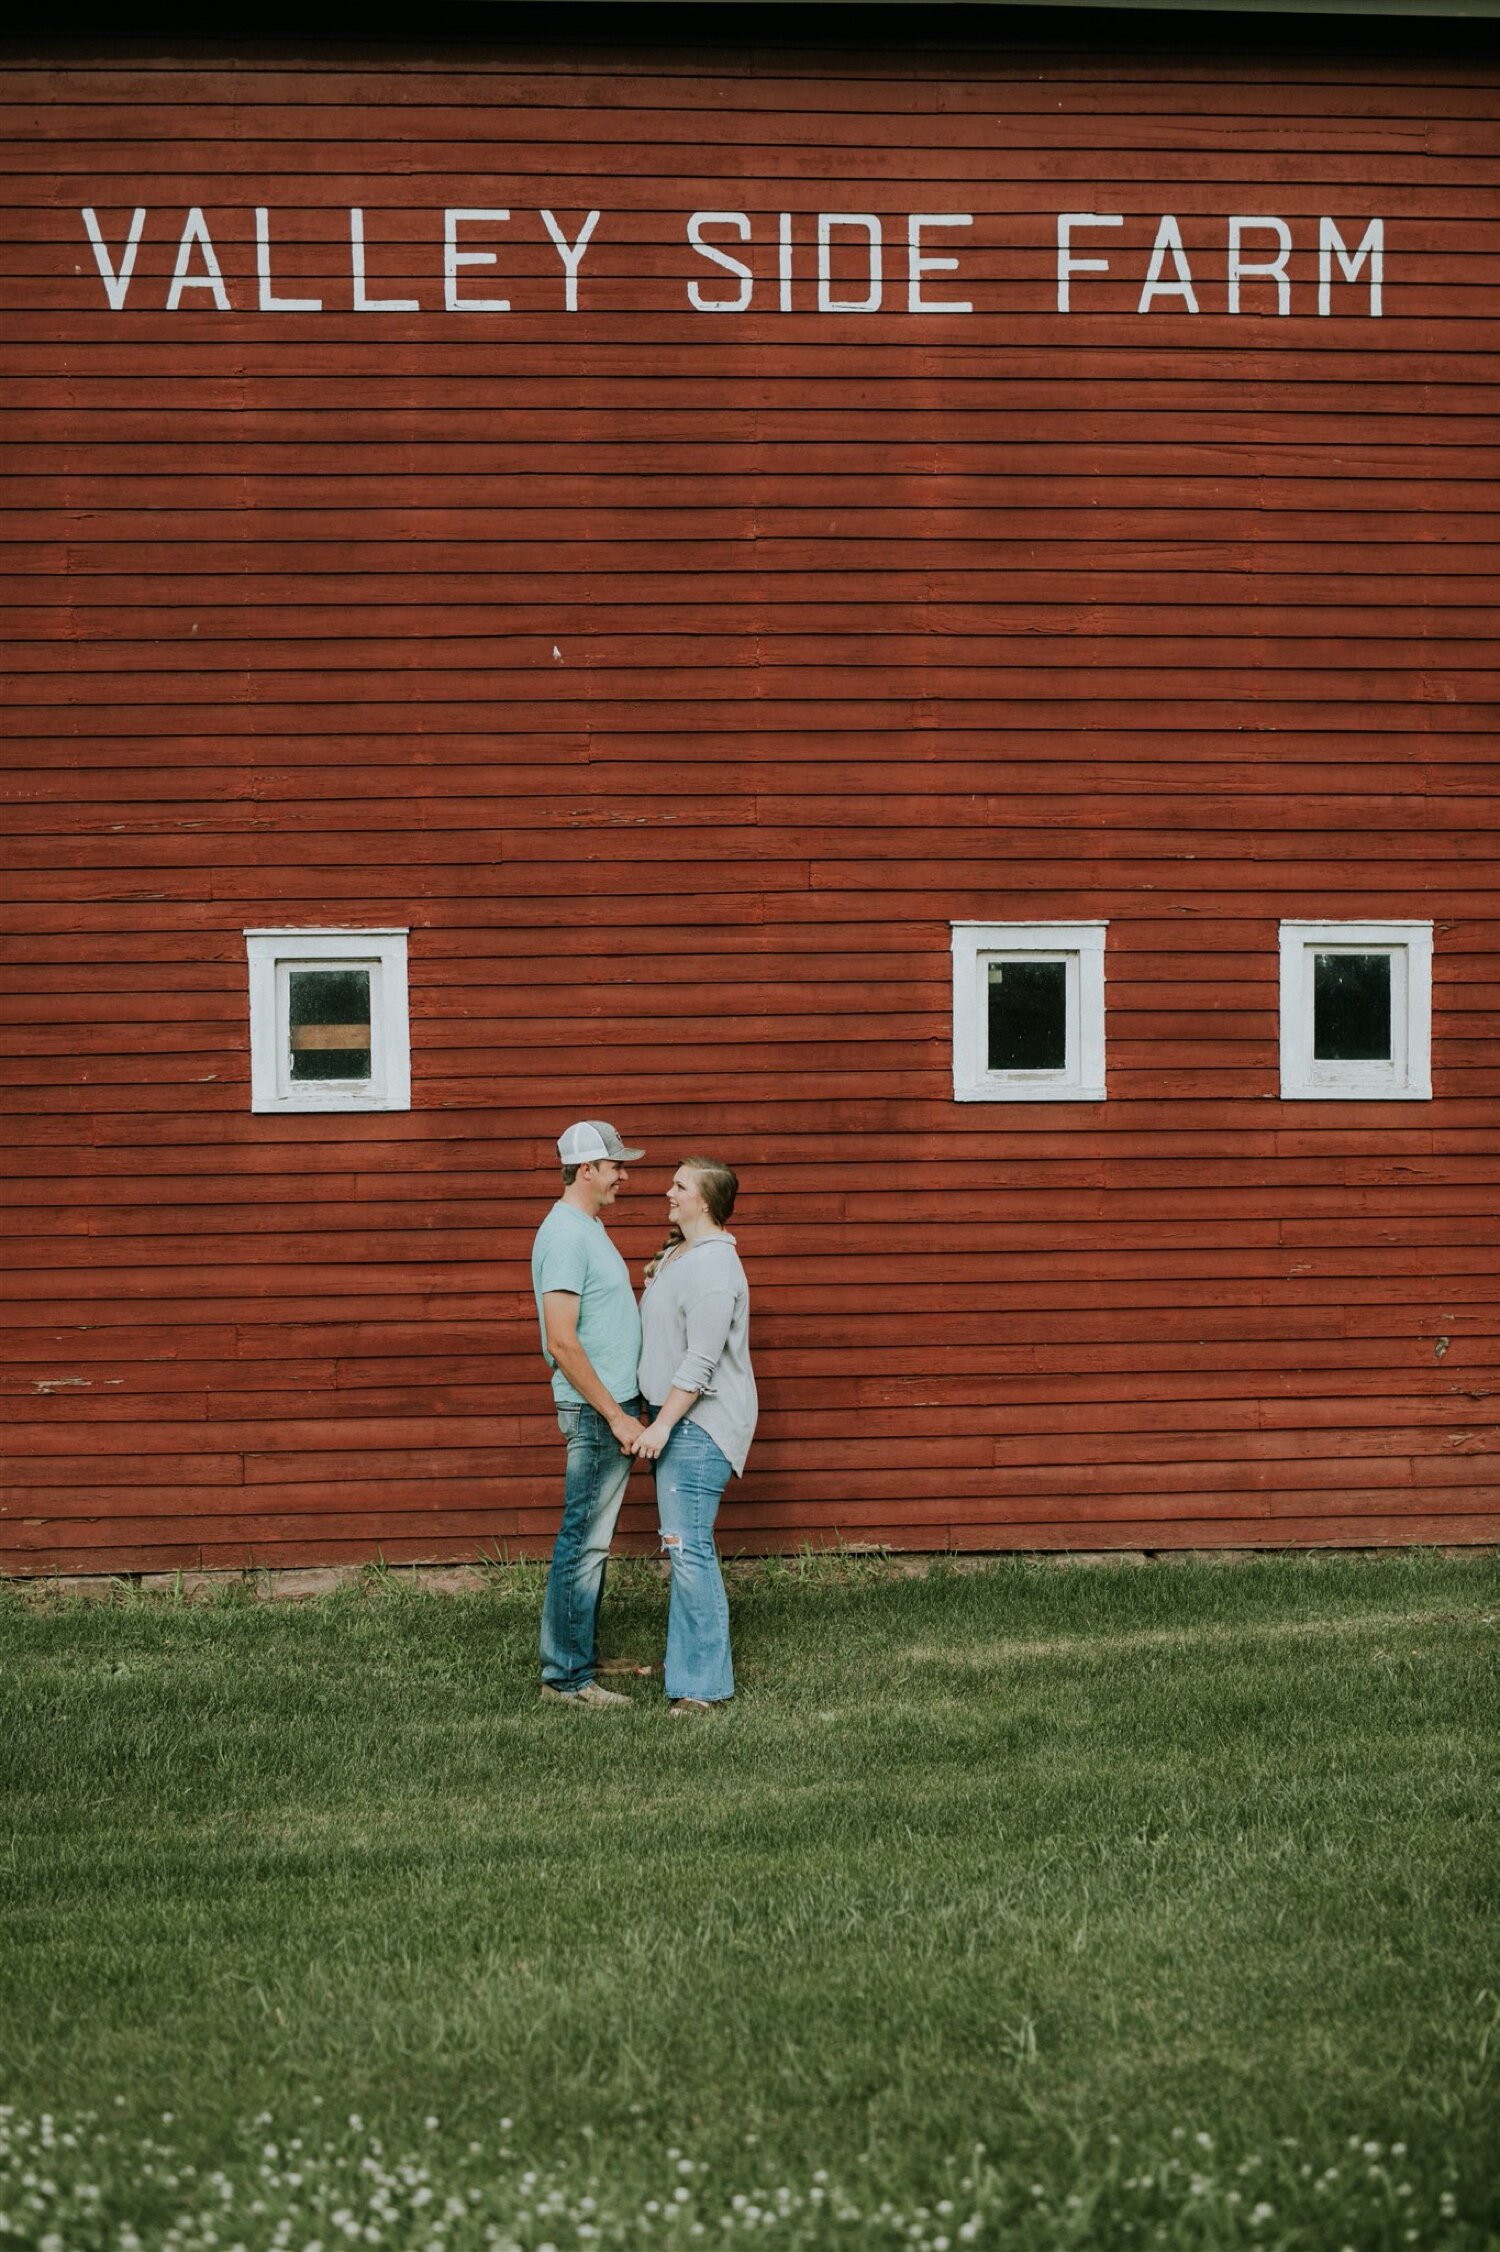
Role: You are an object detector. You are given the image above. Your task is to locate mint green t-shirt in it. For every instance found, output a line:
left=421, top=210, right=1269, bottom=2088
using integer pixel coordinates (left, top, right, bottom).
left=530, top=1201, right=642, bottom=1408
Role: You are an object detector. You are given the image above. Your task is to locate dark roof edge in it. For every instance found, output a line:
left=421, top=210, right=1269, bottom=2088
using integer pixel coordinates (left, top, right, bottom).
left=902, top=0, right=1500, bottom=13
left=10, top=0, right=1497, bottom=52
left=969, top=0, right=1499, bottom=11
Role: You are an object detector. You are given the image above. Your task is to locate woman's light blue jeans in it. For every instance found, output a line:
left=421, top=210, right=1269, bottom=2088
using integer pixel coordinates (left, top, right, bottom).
left=654, top=1417, right=735, bottom=1704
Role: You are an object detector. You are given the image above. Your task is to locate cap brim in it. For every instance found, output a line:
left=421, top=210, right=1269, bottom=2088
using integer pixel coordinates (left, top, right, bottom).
left=616, top=1146, right=646, bottom=1162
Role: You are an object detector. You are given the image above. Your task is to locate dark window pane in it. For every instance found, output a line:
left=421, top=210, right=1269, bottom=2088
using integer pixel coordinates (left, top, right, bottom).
left=289, top=967, right=372, bottom=1081
left=988, top=958, right=1067, bottom=1071
left=1313, top=952, right=1392, bottom=1062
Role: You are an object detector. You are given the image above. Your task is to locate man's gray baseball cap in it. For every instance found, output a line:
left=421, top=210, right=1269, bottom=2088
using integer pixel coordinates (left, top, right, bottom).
left=557, top=1120, right=645, bottom=1165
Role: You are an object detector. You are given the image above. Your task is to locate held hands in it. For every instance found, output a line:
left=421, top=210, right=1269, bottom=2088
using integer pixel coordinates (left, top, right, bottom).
left=629, top=1418, right=673, bottom=1462
left=609, top=1410, right=647, bottom=1455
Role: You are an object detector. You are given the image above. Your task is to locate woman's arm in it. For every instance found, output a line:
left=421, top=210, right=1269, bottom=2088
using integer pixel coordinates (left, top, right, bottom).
left=630, top=1384, right=699, bottom=1461
left=632, top=1270, right=739, bottom=1460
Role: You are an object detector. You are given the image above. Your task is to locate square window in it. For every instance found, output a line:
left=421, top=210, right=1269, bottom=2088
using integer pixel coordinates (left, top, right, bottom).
left=1279, top=921, right=1431, bottom=1100
left=288, top=967, right=373, bottom=1081
left=245, top=929, right=410, bottom=1113
left=1312, top=951, right=1391, bottom=1063
left=952, top=922, right=1107, bottom=1102
left=988, top=958, right=1067, bottom=1071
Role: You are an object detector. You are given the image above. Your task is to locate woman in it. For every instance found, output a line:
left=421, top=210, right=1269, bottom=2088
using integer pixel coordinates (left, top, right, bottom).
left=632, top=1158, right=756, bottom=1714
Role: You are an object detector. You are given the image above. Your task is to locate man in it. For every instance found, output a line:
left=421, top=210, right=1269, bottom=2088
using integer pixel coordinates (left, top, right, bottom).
left=530, top=1120, right=648, bottom=1707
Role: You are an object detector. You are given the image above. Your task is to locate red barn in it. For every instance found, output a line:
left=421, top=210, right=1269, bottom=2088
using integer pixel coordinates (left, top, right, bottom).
left=3, top=7, right=1498, bottom=1576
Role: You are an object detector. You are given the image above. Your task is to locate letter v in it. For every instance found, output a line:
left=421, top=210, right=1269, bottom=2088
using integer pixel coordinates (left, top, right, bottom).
left=82, top=207, right=147, bottom=310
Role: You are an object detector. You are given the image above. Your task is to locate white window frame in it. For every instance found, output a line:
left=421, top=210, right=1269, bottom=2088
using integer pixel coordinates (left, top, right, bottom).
left=951, top=921, right=1107, bottom=1102
left=245, top=928, right=411, bottom=1114
left=1278, top=920, right=1432, bottom=1101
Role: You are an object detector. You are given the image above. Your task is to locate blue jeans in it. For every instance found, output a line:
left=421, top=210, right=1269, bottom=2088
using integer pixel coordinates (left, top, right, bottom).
left=539, top=1396, right=639, bottom=1692
left=655, top=1417, right=735, bottom=1704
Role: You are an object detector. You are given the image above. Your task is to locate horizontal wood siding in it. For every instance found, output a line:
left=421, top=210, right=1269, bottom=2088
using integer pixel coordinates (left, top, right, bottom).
left=2, top=28, right=1498, bottom=1570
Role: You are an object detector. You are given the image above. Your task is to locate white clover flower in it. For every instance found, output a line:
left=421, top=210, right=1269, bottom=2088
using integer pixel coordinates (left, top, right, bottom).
left=1194, top=2133, right=1213, bottom=2150
left=1250, top=2203, right=1274, bottom=2224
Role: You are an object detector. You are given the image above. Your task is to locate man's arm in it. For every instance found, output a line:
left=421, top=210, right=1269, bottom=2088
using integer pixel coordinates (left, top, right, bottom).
left=542, top=1290, right=645, bottom=1451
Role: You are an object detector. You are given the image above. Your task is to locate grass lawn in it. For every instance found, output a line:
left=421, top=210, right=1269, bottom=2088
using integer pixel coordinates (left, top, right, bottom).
left=1, top=1551, right=1496, bottom=2251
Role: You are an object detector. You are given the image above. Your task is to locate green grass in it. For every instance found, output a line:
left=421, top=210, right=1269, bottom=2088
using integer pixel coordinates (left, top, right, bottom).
left=1, top=1551, right=1496, bottom=2250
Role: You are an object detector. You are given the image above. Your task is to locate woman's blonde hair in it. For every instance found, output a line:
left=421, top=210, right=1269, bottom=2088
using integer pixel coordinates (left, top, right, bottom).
left=643, top=1157, right=740, bottom=1281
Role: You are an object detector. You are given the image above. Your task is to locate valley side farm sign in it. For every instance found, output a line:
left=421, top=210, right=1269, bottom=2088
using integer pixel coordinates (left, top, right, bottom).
left=77, top=206, right=1388, bottom=318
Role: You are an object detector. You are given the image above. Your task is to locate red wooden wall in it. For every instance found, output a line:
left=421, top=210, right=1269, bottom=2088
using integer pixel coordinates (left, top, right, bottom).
left=3, top=21, right=1498, bottom=1573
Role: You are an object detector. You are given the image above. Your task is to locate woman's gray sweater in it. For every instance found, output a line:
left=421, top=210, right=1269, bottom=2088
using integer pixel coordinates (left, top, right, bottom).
left=637, top=1235, right=758, bottom=1477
